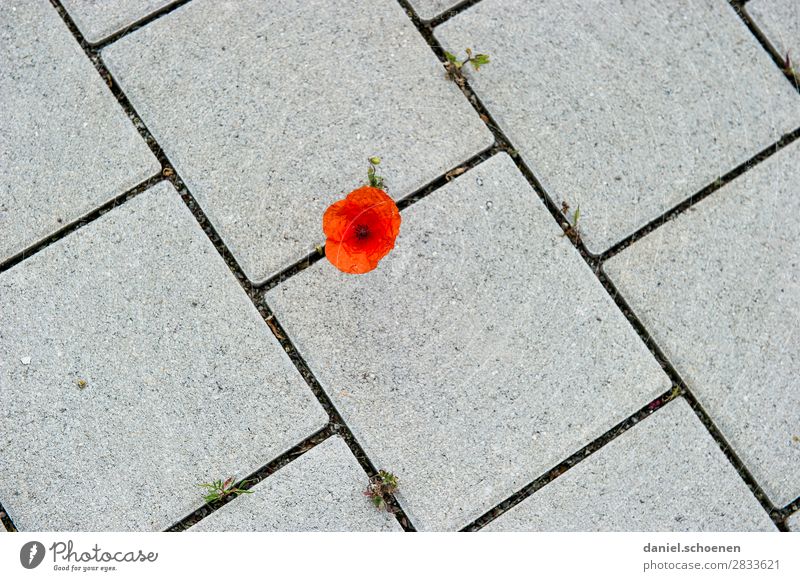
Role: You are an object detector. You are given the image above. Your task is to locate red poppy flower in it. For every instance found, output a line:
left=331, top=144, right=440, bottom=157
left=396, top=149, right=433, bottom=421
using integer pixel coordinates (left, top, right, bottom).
left=323, top=186, right=401, bottom=274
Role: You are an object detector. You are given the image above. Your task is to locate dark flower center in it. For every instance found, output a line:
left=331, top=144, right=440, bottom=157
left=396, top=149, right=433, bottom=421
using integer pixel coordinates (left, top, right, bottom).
left=354, top=224, right=370, bottom=240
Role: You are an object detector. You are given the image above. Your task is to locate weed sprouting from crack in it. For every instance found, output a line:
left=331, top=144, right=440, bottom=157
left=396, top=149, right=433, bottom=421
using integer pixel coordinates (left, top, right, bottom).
left=366, top=156, right=385, bottom=189
left=783, top=51, right=797, bottom=78
left=364, top=470, right=399, bottom=511
left=560, top=201, right=582, bottom=243
left=198, top=476, right=252, bottom=504
left=444, top=48, right=490, bottom=85
left=647, top=385, right=682, bottom=411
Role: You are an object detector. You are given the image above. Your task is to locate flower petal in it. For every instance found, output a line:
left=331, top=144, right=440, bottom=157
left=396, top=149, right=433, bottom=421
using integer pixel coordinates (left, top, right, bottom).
left=322, top=186, right=401, bottom=274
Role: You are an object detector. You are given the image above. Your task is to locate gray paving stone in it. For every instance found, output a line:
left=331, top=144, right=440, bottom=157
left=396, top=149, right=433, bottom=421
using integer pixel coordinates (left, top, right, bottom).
left=61, top=0, right=175, bottom=44
left=604, top=141, right=800, bottom=508
left=191, top=436, right=401, bottom=531
left=0, top=182, right=327, bottom=531
left=408, top=0, right=461, bottom=21
left=748, top=0, right=800, bottom=63
left=0, top=0, right=159, bottom=265
left=103, top=0, right=493, bottom=284
left=788, top=511, right=799, bottom=532
left=435, top=0, right=800, bottom=255
left=266, top=154, right=670, bottom=531
left=484, top=399, right=775, bottom=532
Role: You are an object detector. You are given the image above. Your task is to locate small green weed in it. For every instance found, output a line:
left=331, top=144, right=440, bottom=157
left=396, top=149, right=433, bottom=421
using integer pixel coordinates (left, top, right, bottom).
left=364, top=470, right=398, bottom=511
left=198, top=476, right=252, bottom=504
left=444, top=48, right=490, bottom=83
left=367, top=156, right=384, bottom=189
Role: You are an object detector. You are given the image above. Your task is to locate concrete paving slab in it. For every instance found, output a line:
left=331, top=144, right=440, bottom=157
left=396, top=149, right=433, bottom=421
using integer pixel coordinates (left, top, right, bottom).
left=604, top=141, right=800, bottom=508
left=266, top=154, right=670, bottom=531
left=484, top=399, right=775, bottom=531
left=191, top=436, right=401, bottom=531
left=748, top=0, right=800, bottom=64
left=435, top=0, right=800, bottom=254
left=61, top=0, right=175, bottom=44
left=0, top=0, right=159, bottom=265
left=103, top=0, right=494, bottom=284
left=408, top=0, right=461, bottom=21
left=0, top=182, right=327, bottom=531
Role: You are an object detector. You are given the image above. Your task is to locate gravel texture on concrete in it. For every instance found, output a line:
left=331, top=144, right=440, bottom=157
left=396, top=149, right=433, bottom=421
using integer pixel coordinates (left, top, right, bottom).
left=191, top=436, right=401, bottom=532
left=266, top=153, right=670, bottom=531
left=483, top=399, right=776, bottom=532
left=434, top=0, right=800, bottom=254
left=0, top=182, right=327, bottom=531
left=61, top=0, right=175, bottom=44
left=102, top=0, right=493, bottom=283
left=605, top=141, right=800, bottom=508
left=0, top=0, right=159, bottom=265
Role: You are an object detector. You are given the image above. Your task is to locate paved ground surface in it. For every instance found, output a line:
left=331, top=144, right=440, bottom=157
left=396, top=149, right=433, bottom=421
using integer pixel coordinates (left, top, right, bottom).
left=0, top=0, right=798, bottom=532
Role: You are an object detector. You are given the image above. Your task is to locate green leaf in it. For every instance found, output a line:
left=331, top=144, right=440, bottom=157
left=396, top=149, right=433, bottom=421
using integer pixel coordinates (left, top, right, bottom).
left=444, top=51, right=458, bottom=63
left=471, top=53, right=490, bottom=70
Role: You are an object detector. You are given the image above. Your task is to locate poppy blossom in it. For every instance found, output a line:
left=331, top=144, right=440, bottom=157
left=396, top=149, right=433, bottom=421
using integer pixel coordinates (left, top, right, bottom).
left=323, top=186, right=401, bottom=274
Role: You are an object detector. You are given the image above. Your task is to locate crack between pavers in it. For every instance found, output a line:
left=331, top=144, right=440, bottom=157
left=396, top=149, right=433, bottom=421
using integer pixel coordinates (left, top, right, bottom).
left=89, top=0, right=194, bottom=50
left=461, top=388, right=681, bottom=531
left=425, top=0, right=486, bottom=28
left=396, top=0, right=790, bottom=530
left=166, top=421, right=417, bottom=531
left=599, top=126, right=800, bottom=262
left=730, top=0, right=800, bottom=94
left=0, top=500, right=18, bottom=532
left=779, top=495, right=800, bottom=523
left=164, top=426, right=334, bottom=531
left=0, top=174, right=163, bottom=276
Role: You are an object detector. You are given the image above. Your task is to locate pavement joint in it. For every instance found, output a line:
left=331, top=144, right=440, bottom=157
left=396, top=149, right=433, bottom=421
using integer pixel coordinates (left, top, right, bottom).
left=165, top=426, right=335, bottom=531
left=88, top=0, right=194, bottom=50
left=598, top=126, right=800, bottom=263
left=733, top=0, right=800, bottom=93
left=461, top=387, right=681, bottom=531
left=0, top=174, right=163, bottom=276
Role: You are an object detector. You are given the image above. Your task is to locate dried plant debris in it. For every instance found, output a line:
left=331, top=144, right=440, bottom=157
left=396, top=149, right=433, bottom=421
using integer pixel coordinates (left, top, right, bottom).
left=783, top=51, right=796, bottom=77
left=560, top=201, right=582, bottom=243
left=445, top=166, right=468, bottom=181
